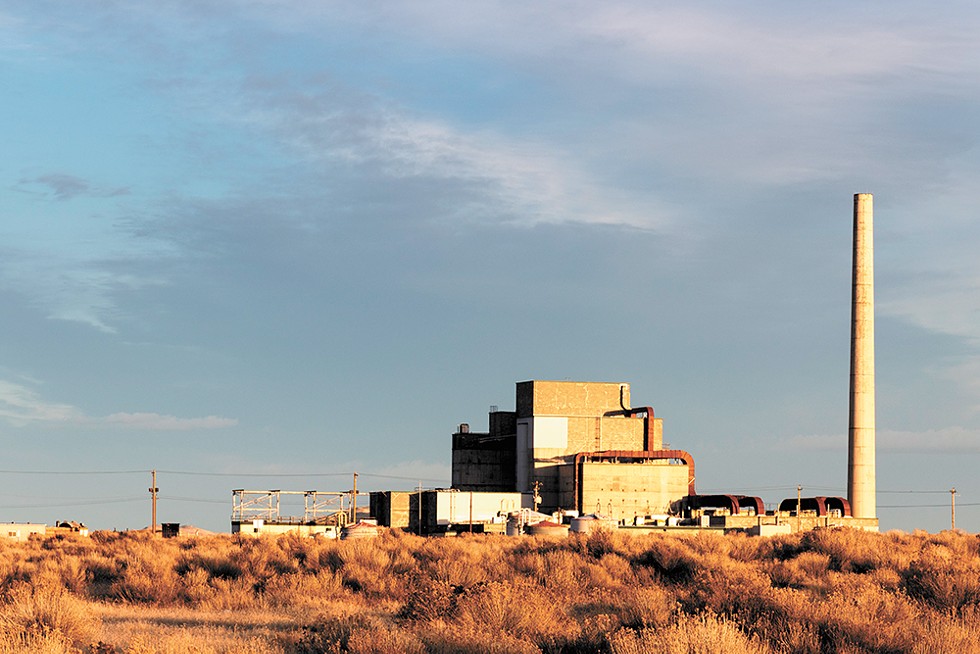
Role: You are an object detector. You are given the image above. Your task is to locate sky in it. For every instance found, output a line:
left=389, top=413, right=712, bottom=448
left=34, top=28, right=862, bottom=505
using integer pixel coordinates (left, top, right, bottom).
left=1, top=2, right=978, bottom=533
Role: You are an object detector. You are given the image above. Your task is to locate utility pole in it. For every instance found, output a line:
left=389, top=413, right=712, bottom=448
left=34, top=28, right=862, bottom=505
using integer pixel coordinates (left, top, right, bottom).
left=796, top=485, right=802, bottom=533
left=417, top=481, right=423, bottom=536
left=350, top=472, right=358, bottom=524
left=149, top=470, right=159, bottom=536
left=951, top=487, right=957, bottom=531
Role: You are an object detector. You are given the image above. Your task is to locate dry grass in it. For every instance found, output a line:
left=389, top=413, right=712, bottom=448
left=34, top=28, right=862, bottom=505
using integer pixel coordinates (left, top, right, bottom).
left=0, top=528, right=978, bottom=653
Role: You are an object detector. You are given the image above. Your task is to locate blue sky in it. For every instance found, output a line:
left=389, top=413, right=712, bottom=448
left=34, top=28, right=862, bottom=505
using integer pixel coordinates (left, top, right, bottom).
left=1, top=2, right=978, bottom=532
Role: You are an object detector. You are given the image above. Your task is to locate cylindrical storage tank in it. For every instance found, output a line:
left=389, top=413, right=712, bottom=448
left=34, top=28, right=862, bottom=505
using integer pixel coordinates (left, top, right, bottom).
left=506, top=514, right=522, bottom=536
left=570, top=516, right=597, bottom=534
left=525, top=521, right=569, bottom=537
left=570, top=515, right=615, bottom=534
left=340, top=522, right=379, bottom=540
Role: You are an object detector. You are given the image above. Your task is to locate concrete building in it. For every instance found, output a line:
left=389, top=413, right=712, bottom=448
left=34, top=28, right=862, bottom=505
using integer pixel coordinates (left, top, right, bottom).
left=453, top=380, right=694, bottom=523
left=231, top=519, right=339, bottom=538
left=1, top=523, right=46, bottom=541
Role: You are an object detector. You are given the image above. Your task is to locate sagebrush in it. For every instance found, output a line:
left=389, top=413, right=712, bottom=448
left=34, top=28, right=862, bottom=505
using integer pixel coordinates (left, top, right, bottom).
left=0, top=528, right=978, bottom=653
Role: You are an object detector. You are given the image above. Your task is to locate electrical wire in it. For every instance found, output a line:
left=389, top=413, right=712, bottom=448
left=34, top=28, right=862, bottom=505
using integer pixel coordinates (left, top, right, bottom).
left=880, top=502, right=980, bottom=509
left=0, top=469, right=147, bottom=475
left=155, top=469, right=451, bottom=483
left=0, top=497, right=145, bottom=509
left=158, top=495, right=227, bottom=505
left=0, top=467, right=450, bottom=484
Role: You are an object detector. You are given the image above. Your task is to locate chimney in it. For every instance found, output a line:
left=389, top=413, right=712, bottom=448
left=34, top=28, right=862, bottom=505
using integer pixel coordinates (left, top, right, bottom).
left=848, top=193, right=876, bottom=519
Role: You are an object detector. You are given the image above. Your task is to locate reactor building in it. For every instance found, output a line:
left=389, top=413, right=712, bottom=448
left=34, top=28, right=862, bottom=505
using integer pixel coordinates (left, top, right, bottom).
left=447, top=194, right=880, bottom=534
left=453, top=380, right=694, bottom=523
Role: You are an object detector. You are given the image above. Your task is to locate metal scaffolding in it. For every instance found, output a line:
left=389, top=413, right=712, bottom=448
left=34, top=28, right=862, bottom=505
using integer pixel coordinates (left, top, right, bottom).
left=231, top=489, right=354, bottom=526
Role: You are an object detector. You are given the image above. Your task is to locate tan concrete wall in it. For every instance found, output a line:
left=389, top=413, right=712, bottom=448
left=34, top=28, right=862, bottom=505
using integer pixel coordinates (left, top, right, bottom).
left=561, top=415, right=659, bottom=452
left=530, top=459, right=563, bottom=510
left=714, top=514, right=879, bottom=533
left=370, top=491, right=412, bottom=528
left=579, top=461, right=689, bottom=522
left=517, top=380, right=630, bottom=418
left=650, top=418, right=663, bottom=451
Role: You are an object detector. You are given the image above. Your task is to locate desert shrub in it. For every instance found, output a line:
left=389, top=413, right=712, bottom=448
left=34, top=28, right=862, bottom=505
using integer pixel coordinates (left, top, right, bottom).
left=126, top=630, right=285, bottom=654
left=798, top=528, right=883, bottom=573
left=612, top=584, right=677, bottom=629
left=398, top=573, right=468, bottom=622
left=426, top=552, right=491, bottom=588
left=633, top=537, right=699, bottom=584
left=767, top=551, right=831, bottom=589
left=420, top=622, right=539, bottom=654
left=345, top=627, right=425, bottom=654
left=581, top=527, right=618, bottom=559
left=262, top=568, right=347, bottom=609
left=908, top=605, right=980, bottom=654
left=724, top=531, right=767, bottom=563
left=334, top=541, right=400, bottom=597
left=82, top=553, right=126, bottom=593
left=197, top=576, right=262, bottom=611
left=108, top=551, right=180, bottom=604
left=180, top=553, right=244, bottom=582
left=5, top=528, right=980, bottom=653
left=0, top=582, right=100, bottom=649
left=596, top=552, right=633, bottom=584
left=511, top=548, right=588, bottom=594
left=903, top=553, right=980, bottom=615
left=453, top=578, right=580, bottom=649
left=0, top=628, right=75, bottom=654
left=840, top=587, right=922, bottom=651
left=292, top=613, right=423, bottom=654
left=609, top=612, right=772, bottom=654
left=681, top=562, right=775, bottom=625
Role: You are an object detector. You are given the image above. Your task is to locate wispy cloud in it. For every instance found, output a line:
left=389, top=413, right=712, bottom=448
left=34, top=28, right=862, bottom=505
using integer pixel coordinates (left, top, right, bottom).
left=0, top=252, right=166, bottom=334
left=234, top=80, right=675, bottom=231
left=103, top=412, right=238, bottom=430
left=0, top=380, right=80, bottom=424
left=0, top=379, right=236, bottom=431
left=16, top=173, right=129, bottom=201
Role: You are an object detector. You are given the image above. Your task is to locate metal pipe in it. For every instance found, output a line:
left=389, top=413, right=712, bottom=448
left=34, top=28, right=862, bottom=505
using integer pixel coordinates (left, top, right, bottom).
left=625, top=407, right=656, bottom=450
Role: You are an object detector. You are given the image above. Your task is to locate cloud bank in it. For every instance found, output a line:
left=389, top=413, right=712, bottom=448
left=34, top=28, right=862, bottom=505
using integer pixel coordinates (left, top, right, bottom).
left=0, top=379, right=236, bottom=431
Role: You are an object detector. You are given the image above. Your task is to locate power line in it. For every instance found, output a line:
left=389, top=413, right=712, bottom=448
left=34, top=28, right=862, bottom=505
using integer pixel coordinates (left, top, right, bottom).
left=878, top=508, right=980, bottom=509
left=878, top=490, right=951, bottom=494
left=0, top=469, right=147, bottom=475
left=0, top=468, right=450, bottom=484
left=0, top=497, right=145, bottom=509
left=156, top=469, right=450, bottom=483
left=159, top=495, right=227, bottom=505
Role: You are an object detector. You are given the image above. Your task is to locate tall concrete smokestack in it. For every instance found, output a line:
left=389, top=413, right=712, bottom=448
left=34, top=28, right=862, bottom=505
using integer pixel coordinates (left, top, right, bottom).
left=848, top=193, right=876, bottom=519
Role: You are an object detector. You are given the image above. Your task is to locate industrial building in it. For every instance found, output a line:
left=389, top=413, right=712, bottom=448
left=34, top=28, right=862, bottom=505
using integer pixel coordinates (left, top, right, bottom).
left=449, top=377, right=877, bottom=533
left=230, top=489, right=349, bottom=538
left=443, top=194, right=881, bottom=534
left=453, top=380, right=693, bottom=524
left=0, top=521, right=89, bottom=541
left=238, top=194, right=881, bottom=537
